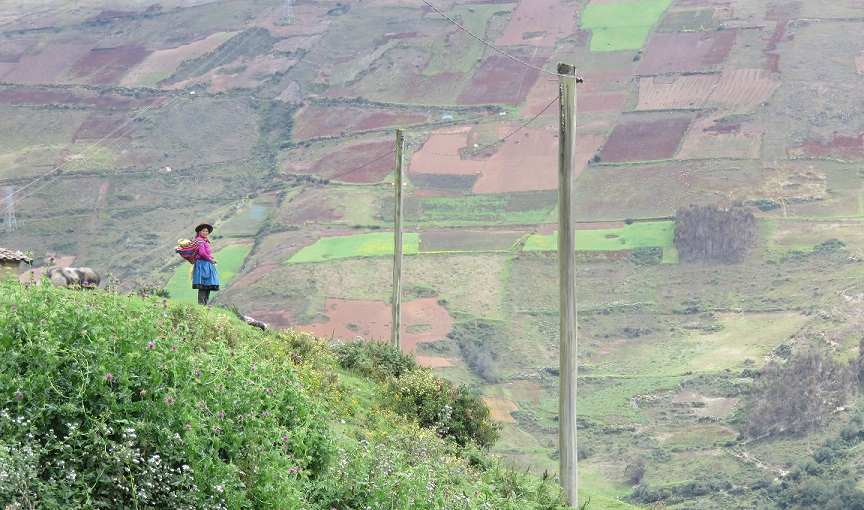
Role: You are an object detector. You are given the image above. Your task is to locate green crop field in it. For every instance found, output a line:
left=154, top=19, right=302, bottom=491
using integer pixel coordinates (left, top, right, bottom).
left=581, top=0, right=674, bottom=51
left=523, top=221, right=675, bottom=257
left=287, top=232, right=421, bottom=263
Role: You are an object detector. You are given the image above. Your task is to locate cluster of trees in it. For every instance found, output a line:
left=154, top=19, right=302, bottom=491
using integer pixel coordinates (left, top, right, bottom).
left=746, top=349, right=855, bottom=437
left=674, top=204, right=756, bottom=263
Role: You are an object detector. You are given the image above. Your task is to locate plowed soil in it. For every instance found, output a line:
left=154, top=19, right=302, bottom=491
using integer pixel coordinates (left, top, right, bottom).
left=599, top=114, right=693, bottom=163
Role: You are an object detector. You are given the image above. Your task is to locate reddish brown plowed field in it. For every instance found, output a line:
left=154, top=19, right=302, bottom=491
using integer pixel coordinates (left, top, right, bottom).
left=293, top=106, right=429, bottom=140
left=409, top=128, right=486, bottom=176
left=494, top=0, right=576, bottom=47
left=474, top=128, right=604, bottom=193
left=4, top=42, right=92, bottom=84
left=0, top=88, right=161, bottom=109
left=0, top=38, right=35, bottom=62
left=636, top=74, right=718, bottom=110
left=637, top=31, right=736, bottom=75
left=66, top=46, right=152, bottom=85
left=798, top=133, right=864, bottom=159
left=309, top=139, right=394, bottom=183
left=578, top=92, right=629, bottom=112
left=298, top=297, right=455, bottom=366
left=520, top=75, right=558, bottom=117
left=457, top=53, right=547, bottom=105
left=599, top=114, right=692, bottom=163
left=708, top=68, right=779, bottom=109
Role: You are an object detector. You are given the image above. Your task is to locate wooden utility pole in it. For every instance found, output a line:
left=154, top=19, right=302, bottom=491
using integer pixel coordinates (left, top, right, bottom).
left=557, top=62, right=579, bottom=508
left=391, top=129, right=405, bottom=349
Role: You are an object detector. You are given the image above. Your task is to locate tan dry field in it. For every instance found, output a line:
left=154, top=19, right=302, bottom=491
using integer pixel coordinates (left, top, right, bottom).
left=637, top=30, right=736, bottom=76
left=298, top=297, right=456, bottom=367
left=673, top=390, right=739, bottom=420
left=410, top=127, right=486, bottom=175
left=121, top=32, right=238, bottom=87
left=484, top=396, right=518, bottom=423
left=494, top=0, right=577, bottom=48
left=708, top=68, right=779, bottom=110
left=676, top=113, right=764, bottom=160
left=411, top=126, right=603, bottom=193
left=578, top=92, right=629, bottom=113
left=636, top=74, right=718, bottom=111
left=857, top=52, right=864, bottom=75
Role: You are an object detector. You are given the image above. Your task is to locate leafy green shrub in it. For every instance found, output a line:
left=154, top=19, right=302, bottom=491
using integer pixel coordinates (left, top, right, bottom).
left=386, top=368, right=500, bottom=448
left=331, top=339, right=417, bottom=380
left=0, top=282, right=330, bottom=508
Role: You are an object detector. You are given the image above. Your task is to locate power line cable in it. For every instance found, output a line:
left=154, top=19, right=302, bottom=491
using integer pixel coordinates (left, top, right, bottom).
left=419, top=0, right=582, bottom=81
left=417, top=95, right=558, bottom=157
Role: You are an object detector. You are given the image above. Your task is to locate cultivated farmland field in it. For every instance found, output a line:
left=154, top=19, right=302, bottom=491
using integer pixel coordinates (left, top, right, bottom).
left=4, top=0, right=864, bottom=507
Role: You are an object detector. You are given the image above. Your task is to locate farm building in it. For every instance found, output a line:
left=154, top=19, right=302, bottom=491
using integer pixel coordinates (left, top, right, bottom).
left=0, top=247, right=32, bottom=274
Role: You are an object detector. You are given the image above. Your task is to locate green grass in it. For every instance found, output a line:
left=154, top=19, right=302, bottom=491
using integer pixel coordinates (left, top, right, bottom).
left=0, top=279, right=574, bottom=509
left=163, top=242, right=253, bottom=302
left=578, top=376, right=683, bottom=424
left=404, top=195, right=554, bottom=226
left=287, top=232, right=420, bottom=263
left=581, top=0, right=675, bottom=51
left=523, top=221, right=675, bottom=256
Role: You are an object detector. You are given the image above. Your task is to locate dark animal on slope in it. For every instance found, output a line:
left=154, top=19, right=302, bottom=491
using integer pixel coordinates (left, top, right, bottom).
left=46, top=267, right=101, bottom=289
left=229, top=305, right=269, bottom=331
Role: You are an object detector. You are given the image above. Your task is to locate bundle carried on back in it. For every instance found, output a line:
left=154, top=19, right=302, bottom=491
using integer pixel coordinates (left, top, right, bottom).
left=175, top=239, right=201, bottom=264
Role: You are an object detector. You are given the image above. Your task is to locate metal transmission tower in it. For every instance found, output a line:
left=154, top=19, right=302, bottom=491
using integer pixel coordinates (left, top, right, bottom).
left=4, top=186, right=17, bottom=232
left=283, top=0, right=294, bottom=24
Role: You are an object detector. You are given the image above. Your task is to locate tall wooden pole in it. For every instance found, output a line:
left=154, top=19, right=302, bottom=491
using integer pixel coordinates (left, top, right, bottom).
left=558, top=62, right=579, bottom=507
left=391, top=129, right=405, bottom=349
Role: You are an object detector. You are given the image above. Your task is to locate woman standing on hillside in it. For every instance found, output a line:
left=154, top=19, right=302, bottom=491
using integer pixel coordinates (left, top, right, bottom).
left=192, top=222, right=219, bottom=305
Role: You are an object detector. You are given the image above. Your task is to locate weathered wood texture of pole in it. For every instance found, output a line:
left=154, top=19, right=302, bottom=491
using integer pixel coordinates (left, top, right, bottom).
left=557, top=62, right=579, bottom=508
left=391, top=129, right=405, bottom=349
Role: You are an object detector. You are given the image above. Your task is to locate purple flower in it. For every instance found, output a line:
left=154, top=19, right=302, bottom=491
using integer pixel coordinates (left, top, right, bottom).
left=49, top=256, right=54, bottom=262
left=185, top=424, right=191, bottom=429
left=283, top=435, right=289, bottom=441
left=14, top=392, right=22, bottom=399
left=199, top=402, right=204, bottom=408
left=219, top=412, right=225, bottom=419
left=148, top=342, right=154, bottom=349
left=172, top=345, right=177, bottom=351
left=167, top=397, right=174, bottom=403
left=227, top=370, right=232, bottom=375
left=107, top=373, right=114, bottom=381
left=268, top=388, right=274, bottom=393
left=196, top=371, right=201, bottom=377
left=289, top=468, right=296, bottom=474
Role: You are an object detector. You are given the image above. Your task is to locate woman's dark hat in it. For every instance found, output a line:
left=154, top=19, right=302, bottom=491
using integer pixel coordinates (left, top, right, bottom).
left=195, top=223, right=214, bottom=234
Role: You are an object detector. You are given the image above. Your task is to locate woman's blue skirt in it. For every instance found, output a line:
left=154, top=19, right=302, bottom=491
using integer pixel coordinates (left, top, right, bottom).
left=192, top=259, right=220, bottom=290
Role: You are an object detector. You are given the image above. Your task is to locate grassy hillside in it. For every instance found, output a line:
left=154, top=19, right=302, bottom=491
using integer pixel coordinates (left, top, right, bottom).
left=0, top=277, right=571, bottom=509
